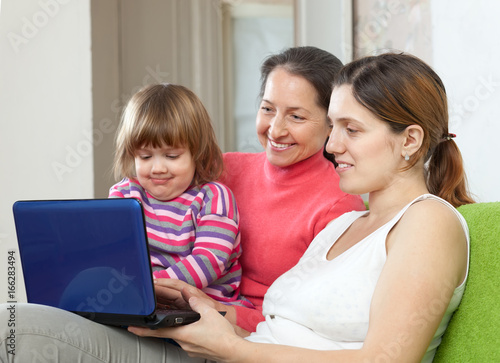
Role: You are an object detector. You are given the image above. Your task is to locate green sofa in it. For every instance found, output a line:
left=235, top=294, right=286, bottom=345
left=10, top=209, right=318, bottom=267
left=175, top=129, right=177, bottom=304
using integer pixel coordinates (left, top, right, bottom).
left=433, top=202, right=500, bottom=362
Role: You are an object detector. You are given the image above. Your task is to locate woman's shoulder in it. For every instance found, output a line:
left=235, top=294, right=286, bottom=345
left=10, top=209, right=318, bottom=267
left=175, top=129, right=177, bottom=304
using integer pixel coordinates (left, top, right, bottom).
left=386, top=195, right=470, bottom=295
left=390, top=194, right=469, bottom=253
left=221, top=152, right=266, bottom=185
left=404, top=195, right=467, bottom=229
left=223, top=151, right=265, bottom=165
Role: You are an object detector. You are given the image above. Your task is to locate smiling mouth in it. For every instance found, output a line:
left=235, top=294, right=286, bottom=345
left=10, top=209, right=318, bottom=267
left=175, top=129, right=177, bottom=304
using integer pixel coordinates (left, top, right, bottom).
left=336, top=163, right=353, bottom=171
left=269, top=139, right=294, bottom=149
left=150, top=178, right=170, bottom=185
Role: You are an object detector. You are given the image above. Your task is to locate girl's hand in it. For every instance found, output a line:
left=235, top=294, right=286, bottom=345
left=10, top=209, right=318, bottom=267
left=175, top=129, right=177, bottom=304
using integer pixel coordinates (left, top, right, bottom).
left=128, top=297, right=243, bottom=362
left=154, top=279, right=237, bottom=325
left=153, top=278, right=191, bottom=310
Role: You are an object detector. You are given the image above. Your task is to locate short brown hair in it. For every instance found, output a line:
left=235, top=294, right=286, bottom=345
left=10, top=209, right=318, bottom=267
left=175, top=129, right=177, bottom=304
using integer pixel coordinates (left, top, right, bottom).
left=113, top=83, right=223, bottom=186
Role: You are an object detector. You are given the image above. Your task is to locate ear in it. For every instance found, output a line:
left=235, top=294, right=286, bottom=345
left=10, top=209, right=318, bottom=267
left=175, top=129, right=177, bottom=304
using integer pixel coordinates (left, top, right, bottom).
left=401, top=125, right=424, bottom=158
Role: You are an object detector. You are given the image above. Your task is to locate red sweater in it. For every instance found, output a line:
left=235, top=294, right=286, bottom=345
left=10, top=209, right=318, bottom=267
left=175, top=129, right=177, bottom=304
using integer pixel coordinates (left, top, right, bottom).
left=220, top=150, right=365, bottom=332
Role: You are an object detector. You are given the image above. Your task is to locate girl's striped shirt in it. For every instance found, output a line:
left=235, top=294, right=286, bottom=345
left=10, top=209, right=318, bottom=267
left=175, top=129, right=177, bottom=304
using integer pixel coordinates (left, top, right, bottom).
left=109, top=178, right=246, bottom=304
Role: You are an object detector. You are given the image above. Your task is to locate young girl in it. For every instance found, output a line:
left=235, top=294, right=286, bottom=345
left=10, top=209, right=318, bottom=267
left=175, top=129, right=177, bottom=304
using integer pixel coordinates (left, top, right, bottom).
left=109, top=83, right=248, bottom=306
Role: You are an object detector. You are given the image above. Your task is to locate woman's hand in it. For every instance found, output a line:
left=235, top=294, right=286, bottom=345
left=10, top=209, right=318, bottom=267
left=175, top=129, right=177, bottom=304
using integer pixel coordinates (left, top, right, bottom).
left=128, top=297, right=244, bottom=362
left=154, top=279, right=238, bottom=325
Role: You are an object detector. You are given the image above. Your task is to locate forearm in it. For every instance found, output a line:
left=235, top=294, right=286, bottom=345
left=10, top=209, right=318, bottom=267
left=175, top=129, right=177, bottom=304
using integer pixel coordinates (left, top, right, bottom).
left=129, top=297, right=372, bottom=363
left=152, top=257, right=205, bottom=287
left=153, top=252, right=237, bottom=289
left=221, top=339, right=366, bottom=363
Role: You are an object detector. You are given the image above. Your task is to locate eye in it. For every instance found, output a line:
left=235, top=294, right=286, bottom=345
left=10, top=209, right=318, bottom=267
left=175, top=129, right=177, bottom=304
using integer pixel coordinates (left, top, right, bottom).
left=261, top=106, right=273, bottom=113
left=346, top=127, right=358, bottom=134
left=166, top=154, right=180, bottom=159
left=137, top=155, right=151, bottom=160
left=290, top=114, right=304, bottom=121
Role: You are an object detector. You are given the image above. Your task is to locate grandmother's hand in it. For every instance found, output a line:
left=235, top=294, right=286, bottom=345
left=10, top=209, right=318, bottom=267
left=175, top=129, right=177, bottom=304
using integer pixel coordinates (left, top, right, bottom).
left=128, top=297, right=243, bottom=362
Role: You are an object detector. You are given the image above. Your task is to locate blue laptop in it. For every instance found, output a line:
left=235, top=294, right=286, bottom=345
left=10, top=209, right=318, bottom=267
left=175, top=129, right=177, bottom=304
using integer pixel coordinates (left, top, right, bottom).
left=12, top=198, right=201, bottom=328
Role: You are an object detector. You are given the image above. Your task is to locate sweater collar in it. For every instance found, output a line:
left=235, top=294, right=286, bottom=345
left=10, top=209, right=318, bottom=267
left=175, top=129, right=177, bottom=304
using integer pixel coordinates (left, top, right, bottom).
left=263, top=149, right=331, bottom=186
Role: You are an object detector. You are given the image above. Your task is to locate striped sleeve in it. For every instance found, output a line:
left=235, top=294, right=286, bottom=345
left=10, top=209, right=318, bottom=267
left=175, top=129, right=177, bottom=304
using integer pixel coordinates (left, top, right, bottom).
left=153, top=183, right=243, bottom=302
left=108, top=179, right=127, bottom=198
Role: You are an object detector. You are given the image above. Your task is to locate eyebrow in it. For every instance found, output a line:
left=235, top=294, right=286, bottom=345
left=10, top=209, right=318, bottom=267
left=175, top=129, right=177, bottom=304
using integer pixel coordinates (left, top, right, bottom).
left=330, top=116, right=361, bottom=125
left=137, top=145, right=184, bottom=152
left=334, top=117, right=354, bottom=122
left=261, top=99, right=309, bottom=113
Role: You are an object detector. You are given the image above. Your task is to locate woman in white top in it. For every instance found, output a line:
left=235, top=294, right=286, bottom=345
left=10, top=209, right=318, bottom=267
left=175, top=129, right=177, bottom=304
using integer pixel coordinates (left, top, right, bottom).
left=0, top=53, right=474, bottom=362
left=129, top=52, right=474, bottom=362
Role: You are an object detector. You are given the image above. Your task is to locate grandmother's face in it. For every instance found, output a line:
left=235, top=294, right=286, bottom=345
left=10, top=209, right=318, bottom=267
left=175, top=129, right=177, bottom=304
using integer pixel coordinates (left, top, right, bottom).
left=256, top=68, right=331, bottom=168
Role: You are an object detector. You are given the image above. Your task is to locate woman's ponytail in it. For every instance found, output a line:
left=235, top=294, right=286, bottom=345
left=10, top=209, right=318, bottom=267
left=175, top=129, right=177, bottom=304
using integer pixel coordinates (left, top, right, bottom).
left=427, top=138, right=475, bottom=207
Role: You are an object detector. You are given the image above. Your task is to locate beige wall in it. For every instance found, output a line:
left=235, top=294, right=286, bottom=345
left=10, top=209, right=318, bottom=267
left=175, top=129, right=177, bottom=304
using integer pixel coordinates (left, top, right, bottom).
left=0, top=0, right=93, bottom=303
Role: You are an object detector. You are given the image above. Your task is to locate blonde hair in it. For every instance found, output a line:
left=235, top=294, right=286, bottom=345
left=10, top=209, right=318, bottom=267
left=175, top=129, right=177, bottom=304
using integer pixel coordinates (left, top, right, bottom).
left=113, top=83, right=223, bottom=186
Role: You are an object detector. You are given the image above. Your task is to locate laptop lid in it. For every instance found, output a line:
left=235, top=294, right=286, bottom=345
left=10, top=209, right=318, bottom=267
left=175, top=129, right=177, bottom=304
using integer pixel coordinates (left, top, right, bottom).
left=13, top=198, right=200, bottom=328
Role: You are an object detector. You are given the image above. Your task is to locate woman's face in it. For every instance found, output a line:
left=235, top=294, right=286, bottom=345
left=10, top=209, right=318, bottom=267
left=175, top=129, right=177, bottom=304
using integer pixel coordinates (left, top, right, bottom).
left=326, top=85, right=405, bottom=195
left=256, top=68, right=331, bottom=168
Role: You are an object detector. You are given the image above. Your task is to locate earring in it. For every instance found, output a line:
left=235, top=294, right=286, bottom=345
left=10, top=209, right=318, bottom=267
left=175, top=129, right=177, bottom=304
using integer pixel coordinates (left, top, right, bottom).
left=404, top=152, right=410, bottom=161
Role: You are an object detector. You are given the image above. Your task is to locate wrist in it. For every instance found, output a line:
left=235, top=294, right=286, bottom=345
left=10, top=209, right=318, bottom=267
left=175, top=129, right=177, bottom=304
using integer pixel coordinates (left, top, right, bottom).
left=217, top=303, right=237, bottom=325
left=223, top=335, right=252, bottom=363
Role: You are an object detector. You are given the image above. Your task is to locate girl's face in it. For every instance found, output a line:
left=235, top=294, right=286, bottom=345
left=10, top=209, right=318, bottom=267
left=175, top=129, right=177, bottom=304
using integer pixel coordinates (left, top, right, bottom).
left=134, top=145, right=196, bottom=201
left=256, top=68, right=331, bottom=168
left=326, top=85, right=405, bottom=195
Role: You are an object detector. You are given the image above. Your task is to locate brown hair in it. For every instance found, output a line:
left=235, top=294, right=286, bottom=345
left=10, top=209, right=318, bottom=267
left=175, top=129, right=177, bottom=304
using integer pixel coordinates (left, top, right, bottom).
left=113, top=83, right=223, bottom=186
left=260, top=46, right=344, bottom=163
left=334, top=53, right=474, bottom=207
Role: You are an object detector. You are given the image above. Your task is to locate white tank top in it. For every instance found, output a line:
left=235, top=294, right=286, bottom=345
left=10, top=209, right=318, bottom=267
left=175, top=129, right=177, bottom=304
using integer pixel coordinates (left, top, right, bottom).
left=247, top=194, right=469, bottom=362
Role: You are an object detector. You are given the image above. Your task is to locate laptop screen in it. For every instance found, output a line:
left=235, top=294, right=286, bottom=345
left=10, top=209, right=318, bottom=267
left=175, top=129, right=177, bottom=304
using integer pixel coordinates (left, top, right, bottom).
left=13, top=198, right=157, bottom=317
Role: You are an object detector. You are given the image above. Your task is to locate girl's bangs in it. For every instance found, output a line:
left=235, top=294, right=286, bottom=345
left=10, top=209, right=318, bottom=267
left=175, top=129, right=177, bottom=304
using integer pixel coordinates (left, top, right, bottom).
left=128, top=114, right=186, bottom=153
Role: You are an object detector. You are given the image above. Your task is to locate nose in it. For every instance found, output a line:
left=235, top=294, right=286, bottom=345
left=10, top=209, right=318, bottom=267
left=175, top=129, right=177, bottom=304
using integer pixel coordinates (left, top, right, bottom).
left=268, top=113, right=288, bottom=139
left=151, top=157, right=167, bottom=174
left=325, top=126, right=345, bottom=156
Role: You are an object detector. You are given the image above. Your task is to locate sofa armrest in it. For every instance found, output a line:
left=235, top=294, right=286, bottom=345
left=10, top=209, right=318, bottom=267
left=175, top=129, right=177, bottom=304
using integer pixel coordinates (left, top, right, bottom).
left=433, top=202, right=500, bottom=362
